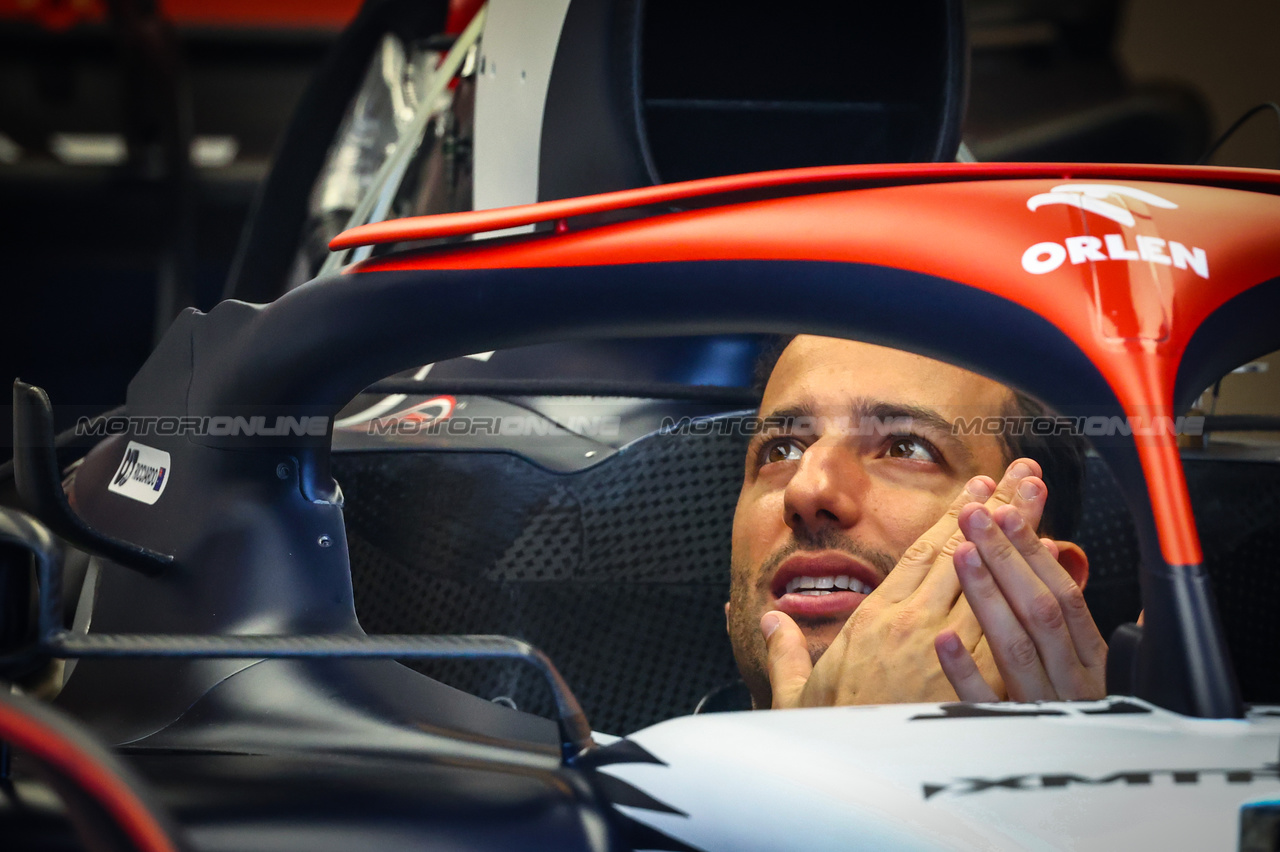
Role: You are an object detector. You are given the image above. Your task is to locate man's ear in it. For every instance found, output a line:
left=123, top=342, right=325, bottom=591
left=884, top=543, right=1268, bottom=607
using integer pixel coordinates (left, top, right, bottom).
left=1053, top=541, right=1089, bottom=591
left=724, top=601, right=732, bottom=634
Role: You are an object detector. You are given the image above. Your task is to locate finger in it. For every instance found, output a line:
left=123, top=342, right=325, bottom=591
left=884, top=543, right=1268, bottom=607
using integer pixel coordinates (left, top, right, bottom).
left=952, top=539, right=1070, bottom=685
left=877, top=476, right=992, bottom=602
left=761, top=611, right=813, bottom=709
left=969, top=637, right=1008, bottom=700
left=989, top=458, right=1041, bottom=509
left=1033, top=539, right=1106, bottom=671
left=945, top=484, right=1043, bottom=645
left=961, top=505, right=1099, bottom=696
left=936, top=630, right=1000, bottom=702
left=914, top=461, right=1039, bottom=607
left=953, top=538, right=1056, bottom=701
left=990, top=508, right=1107, bottom=672
left=944, top=593, right=984, bottom=648
left=1008, top=474, right=1048, bottom=534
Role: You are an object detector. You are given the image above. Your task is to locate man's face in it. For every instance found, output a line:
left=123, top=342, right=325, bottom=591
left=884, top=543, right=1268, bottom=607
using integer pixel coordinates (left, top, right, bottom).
left=727, top=336, right=1014, bottom=707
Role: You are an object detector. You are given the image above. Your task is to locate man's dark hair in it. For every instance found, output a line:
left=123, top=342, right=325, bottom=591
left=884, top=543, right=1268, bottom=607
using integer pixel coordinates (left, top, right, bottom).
left=752, top=335, right=1087, bottom=540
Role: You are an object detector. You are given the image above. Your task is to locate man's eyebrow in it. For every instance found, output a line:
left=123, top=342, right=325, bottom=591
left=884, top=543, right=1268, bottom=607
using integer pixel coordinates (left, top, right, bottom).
left=757, top=399, right=954, bottom=433
left=857, top=399, right=975, bottom=467
left=754, top=402, right=816, bottom=426
left=858, top=400, right=952, bottom=434
left=753, top=398, right=976, bottom=467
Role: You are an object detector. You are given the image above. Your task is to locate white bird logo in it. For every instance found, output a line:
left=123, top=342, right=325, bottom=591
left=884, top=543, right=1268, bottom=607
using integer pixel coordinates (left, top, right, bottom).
left=1026, top=184, right=1178, bottom=228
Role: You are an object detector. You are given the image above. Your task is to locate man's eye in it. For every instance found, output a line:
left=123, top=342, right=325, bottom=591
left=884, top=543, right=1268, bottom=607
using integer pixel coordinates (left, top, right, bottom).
left=886, top=435, right=938, bottom=462
left=762, top=439, right=804, bottom=465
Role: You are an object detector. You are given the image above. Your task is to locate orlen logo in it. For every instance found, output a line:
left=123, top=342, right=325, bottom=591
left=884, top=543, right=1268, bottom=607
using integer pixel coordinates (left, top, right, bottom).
left=107, top=441, right=171, bottom=505
left=1021, top=184, right=1208, bottom=279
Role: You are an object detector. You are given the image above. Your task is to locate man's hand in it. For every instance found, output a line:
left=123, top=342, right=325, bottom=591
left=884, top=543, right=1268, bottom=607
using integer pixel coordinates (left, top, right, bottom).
left=934, top=496, right=1107, bottom=702
left=761, top=460, right=1050, bottom=708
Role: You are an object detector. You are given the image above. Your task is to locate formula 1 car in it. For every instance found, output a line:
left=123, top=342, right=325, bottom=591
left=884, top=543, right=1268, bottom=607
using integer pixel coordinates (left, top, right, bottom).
left=3, top=1, right=1280, bottom=851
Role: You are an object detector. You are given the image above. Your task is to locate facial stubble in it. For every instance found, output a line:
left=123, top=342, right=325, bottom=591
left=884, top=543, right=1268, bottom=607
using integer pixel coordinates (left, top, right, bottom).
left=728, top=528, right=896, bottom=707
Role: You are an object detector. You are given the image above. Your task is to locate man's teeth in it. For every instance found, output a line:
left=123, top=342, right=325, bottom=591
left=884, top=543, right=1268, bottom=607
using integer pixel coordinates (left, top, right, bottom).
left=784, top=575, right=873, bottom=595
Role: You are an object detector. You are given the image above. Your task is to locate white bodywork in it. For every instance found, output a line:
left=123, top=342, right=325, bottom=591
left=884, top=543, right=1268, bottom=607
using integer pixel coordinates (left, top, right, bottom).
left=473, top=0, right=573, bottom=225
left=603, top=698, right=1280, bottom=850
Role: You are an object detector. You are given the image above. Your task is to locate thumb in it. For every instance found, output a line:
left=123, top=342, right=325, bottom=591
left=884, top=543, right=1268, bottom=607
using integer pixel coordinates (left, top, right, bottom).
left=761, top=611, right=812, bottom=709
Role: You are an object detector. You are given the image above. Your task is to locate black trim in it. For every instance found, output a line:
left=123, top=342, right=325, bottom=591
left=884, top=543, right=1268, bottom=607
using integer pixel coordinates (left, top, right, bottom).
left=1079, top=699, right=1151, bottom=715
left=1174, top=276, right=1280, bottom=414
left=592, top=772, right=685, bottom=816
left=1105, top=623, right=1143, bottom=696
left=576, top=738, right=667, bottom=770
left=1203, top=415, right=1280, bottom=433
left=1136, top=561, right=1242, bottom=718
left=911, top=704, right=1067, bottom=720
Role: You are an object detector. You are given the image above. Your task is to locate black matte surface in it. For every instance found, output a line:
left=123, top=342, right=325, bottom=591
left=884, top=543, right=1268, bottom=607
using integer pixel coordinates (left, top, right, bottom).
left=641, top=0, right=964, bottom=179
left=3, top=743, right=611, bottom=852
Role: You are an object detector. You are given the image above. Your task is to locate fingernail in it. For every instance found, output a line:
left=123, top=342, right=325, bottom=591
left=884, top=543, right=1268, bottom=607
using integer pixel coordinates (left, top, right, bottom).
left=1018, top=479, right=1040, bottom=500
left=970, top=507, right=992, bottom=529
left=1011, top=462, right=1032, bottom=478
left=761, top=612, right=781, bottom=640
left=999, top=510, right=1024, bottom=532
left=939, top=632, right=962, bottom=655
left=967, top=478, right=992, bottom=499
left=958, top=547, right=982, bottom=570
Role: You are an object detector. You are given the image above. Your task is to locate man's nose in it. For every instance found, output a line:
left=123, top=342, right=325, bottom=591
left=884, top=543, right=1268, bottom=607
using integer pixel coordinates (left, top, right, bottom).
left=782, top=444, right=866, bottom=534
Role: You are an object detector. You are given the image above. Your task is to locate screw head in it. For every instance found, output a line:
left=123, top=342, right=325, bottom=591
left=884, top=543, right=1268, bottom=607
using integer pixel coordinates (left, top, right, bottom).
left=318, top=535, right=332, bottom=548
left=276, top=462, right=291, bottom=480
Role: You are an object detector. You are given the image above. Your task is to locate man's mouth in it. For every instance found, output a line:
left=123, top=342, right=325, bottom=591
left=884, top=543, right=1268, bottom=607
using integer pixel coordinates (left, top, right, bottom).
left=783, top=575, right=874, bottom=596
left=770, top=552, right=883, bottom=620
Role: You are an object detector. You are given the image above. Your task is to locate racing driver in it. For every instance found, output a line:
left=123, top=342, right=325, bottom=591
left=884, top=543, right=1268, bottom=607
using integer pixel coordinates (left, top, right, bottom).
left=726, top=335, right=1108, bottom=710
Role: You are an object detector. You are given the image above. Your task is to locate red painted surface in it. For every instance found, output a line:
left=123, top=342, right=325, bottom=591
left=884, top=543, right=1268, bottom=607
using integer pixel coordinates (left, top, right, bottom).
left=0, top=0, right=362, bottom=31
left=444, top=0, right=484, bottom=34
left=0, top=697, right=179, bottom=852
left=330, top=162, right=1280, bottom=249
left=346, top=170, right=1280, bottom=565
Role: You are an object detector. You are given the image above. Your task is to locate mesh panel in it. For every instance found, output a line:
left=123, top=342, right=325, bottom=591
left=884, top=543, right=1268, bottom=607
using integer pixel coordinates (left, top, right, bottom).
left=1186, top=459, right=1280, bottom=703
left=341, top=426, right=1280, bottom=730
left=1072, top=457, right=1142, bottom=642
left=341, top=429, right=747, bottom=735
